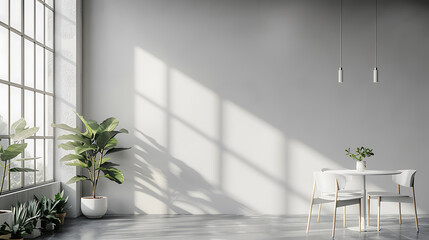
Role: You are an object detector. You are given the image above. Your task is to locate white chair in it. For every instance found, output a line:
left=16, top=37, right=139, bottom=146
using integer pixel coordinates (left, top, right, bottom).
left=317, top=168, right=363, bottom=227
left=367, top=169, right=418, bottom=232
left=307, top=172, right=362, bottom=238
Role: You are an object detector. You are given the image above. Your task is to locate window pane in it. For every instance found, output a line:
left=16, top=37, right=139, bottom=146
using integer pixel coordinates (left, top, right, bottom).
left=36, top=139, right=44, bottom=183
left=36, top=1, right=44, bottom=43
left=10, top=32, right=21, bottom=84
left=24, top=0, right=34, bottom=38
left=36, top=45, right=43, bottom=90
left=24, top=90, right=34, bottom=127
left=24, top=40, right=34, bottom=87
left=0, top=27, right=7, bottom=81
left=10, top=0, right=22, bottom=31
left=45, top=139, right=53, bottom=180
left=0, top=83, right=8, bottom=135
left=0, top=139, right=8, bottom=189
left=46, top=0, right=53, bottom=8
left=0, top=0, right=8, bottom=24
left=45, top=50, right=53, bottom=93
left=10, top=158, right=21, bottom=189
left=10, top=86, right=21, bottom=125
left=45, top=8, right=53, bottom=49
left=35, top=92, right=44, bottom=135
left=24, top=139, right=35, bottom=186
left=45, top=95, right=53, bottom=136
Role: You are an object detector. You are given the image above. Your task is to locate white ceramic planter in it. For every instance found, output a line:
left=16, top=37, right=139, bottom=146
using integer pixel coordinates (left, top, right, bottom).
left=356, top=160, right=366, bottom=171
left=0, top=210, right=12, bottom=226
left=81, top=196, right=108, bottom=218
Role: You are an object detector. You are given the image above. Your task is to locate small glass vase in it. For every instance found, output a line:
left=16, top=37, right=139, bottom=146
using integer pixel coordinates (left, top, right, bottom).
left=356, top=160, right=366, bottom=171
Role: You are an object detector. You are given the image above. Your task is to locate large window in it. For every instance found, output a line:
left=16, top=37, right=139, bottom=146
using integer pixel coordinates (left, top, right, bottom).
left=0, top=0, right=54, bottom=191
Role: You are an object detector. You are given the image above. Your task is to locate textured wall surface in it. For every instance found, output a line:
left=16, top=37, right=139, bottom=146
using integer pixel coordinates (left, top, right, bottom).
left=82, top=0, right=429, bottom=215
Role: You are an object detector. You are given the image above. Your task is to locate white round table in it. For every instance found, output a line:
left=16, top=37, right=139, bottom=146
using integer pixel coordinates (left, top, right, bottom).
left=325, top=169, right=401, bottom=232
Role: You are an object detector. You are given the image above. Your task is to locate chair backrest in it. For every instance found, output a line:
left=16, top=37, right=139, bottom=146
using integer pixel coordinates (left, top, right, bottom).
left=392, top=169, right=416, bottom=187
left=321, top=168, right=363, bottom=191
left=314, top=172, right=346, bottom=193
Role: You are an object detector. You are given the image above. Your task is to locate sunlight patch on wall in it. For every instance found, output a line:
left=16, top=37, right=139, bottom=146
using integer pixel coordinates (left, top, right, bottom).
left=134, top=47, right=167, bottom=107
left=170, top=68, right=219, bottom=140
left=223, top=100, right=287, bottom=214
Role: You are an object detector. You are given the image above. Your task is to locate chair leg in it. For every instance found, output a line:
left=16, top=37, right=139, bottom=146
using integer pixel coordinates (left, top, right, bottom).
left=359, top=199, right=361, bottom=232
left=367, top=196, right=370, bottom=227
left=307, top=181, right=316, bottom=233
left=377, top=196, right=381, bottom=231
left=317, top=204, right=322, bottom=223
left=332, top=201, right=338, bottom=239
left=398, top=185, right=402, bottom=225
left=412, top=187, right=419, bottom=233
left=306, top=200, right=314, bottom=233
left=343, top=207, right=346, bottom=228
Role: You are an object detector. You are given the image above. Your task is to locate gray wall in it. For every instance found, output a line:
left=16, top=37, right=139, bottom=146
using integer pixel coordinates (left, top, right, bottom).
left=82, top=0, right=429, bottom=215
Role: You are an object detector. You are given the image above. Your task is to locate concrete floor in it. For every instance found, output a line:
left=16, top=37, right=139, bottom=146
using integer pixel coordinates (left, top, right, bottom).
left=38, top=215, right=426, bottom=240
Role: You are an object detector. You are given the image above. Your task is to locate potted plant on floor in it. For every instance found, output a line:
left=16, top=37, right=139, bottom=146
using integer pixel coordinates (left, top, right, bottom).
left=23, top=199, right=42, bottom=238
left=0, top=119, right=39, bottom=228
left=0, top=202, right=37, bottom=240
left=53, top=190, right=69, bottom=225
left=345, top=147, right=374, bottom=171
left=52, top=112, right=130, bottom=218
left=36, top=196, right=60, bottom=231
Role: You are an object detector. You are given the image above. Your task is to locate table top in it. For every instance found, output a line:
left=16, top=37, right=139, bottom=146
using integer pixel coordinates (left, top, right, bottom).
left=325, top=169, right=401, bottom=176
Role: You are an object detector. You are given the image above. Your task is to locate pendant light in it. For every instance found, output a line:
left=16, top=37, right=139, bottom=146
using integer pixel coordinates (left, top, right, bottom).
left=338, top=0, right=343, bottom=83
left=373, top=0, right=378, bottom=83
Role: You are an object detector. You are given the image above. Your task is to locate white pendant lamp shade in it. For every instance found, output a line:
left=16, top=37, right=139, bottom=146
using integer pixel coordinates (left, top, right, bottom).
left=373, top=67, right=378, bottom=83
left=338, top=67, right=343, bottom=83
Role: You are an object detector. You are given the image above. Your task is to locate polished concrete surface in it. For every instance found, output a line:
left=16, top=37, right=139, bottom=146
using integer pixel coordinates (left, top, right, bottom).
left=39, top=215, right=426, bottom=239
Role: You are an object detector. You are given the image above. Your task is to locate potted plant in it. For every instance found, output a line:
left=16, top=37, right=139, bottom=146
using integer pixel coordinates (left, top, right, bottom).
left=52, top=112, right=130, bottom=218
left=345, top=147, right=374, bottom=171
left=0, top=119, right=39, bottom=228
left=53, top=190, right=69, bottom=225
left=0, top=202, right=37, bottom=240
left=36, top=196, right=60, bottom=231
left=23, top=199, right=41, bottom=238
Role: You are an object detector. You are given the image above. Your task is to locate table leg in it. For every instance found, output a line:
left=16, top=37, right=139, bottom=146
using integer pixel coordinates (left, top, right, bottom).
left=362, top=176, right=367, bottom=231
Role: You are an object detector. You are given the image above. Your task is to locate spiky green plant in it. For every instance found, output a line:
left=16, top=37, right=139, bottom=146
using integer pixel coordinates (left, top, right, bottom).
left=53, top=190, right=69, bottom=214
left=36, top=196, right=60, bottom=227
left=0, top=202, right=37, bottom=239
left=26, top=199, right=41, bottom=227
left=52, top=112, right=130, bottom=198
left=0, top=119, right=39, bottom=195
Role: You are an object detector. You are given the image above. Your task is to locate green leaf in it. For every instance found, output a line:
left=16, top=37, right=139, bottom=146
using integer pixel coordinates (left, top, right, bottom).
left=75, top=145, right=97, bottom=154
left=9, top=167, right=38, bottom=172
left=58, top=141, right=82, bottom=150
left=11, top=118, right=26, bottom=134
left=11, top=127, right=39, bottom=142
left=105, top=147, right=131, bottom=155
left=109, top=128, right=129, bottom=139
left=75, top=112, right=93, bottom=138
left=1, top=143, right=27, bottom=161
left=60, top=154, right=84, bottom=162
left=65, top=160, right=88, bottom=168
left=95, top=132, right=112, bottom=149
left=99, top=161, right=119, bottom=168
left=98, top=117, right=119, bottom=133
left=87, top=120, right=100, bottom=134
left=52, top=123, right=82, bottom=135
left=100, top=157, right=110, bottom=165
left=104, top=138, right=118, bottom=150
left=15, top=157, right=41, bottom=161
left=100, top=167, right=124, bottom=184
left=66, top=175, right=91, bottom=184
left=58, top=134, right=91, bottom=146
